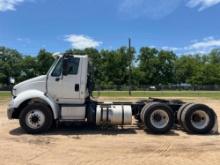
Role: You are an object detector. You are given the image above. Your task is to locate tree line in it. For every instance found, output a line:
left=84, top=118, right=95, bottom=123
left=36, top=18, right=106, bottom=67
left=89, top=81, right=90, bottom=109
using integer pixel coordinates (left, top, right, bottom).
left=1, top=46, right=220, bottom=89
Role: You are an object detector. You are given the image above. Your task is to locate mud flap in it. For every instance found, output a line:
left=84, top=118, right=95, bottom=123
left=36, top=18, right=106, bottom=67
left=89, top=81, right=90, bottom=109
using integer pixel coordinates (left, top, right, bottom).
left=211, top=113, right=218, bottom=134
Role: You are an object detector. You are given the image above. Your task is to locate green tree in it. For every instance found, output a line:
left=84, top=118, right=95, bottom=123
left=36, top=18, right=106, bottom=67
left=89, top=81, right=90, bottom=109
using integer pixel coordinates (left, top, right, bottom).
left=157, top=50, right=176, bottom=84
left=138, top=47, right=159, bottom=85
left=37, top=49, right=54, bottom=75
left=175, top=55, right=201, bottom=85
left=0, top=46, right=23, bottom=85
left=209, top=49, right=220, bottom=64
left=19, top=56, right=38, bottom=82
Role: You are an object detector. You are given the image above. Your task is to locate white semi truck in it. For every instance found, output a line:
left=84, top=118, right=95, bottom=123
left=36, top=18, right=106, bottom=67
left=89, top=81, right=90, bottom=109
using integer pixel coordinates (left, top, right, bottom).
left=7, top=53, right=218, bottom=134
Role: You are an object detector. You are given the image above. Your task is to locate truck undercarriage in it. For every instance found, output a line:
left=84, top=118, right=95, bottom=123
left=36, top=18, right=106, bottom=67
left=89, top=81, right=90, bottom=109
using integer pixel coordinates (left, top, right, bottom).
left=84, top=97, right=218, bottom=134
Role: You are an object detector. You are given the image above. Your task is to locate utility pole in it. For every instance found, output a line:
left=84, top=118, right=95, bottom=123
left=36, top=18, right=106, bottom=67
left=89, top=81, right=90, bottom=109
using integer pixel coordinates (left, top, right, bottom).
left=128, top=38, right=132, bottom=96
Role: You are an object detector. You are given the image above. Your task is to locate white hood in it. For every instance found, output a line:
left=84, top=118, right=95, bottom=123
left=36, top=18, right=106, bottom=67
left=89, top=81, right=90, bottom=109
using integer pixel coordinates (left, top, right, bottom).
left=14, top=75, right=47, bottom=96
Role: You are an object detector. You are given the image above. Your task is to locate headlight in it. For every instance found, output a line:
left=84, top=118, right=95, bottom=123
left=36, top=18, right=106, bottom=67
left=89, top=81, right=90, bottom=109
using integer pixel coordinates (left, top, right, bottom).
left=11, top=88, right=16, bottom=97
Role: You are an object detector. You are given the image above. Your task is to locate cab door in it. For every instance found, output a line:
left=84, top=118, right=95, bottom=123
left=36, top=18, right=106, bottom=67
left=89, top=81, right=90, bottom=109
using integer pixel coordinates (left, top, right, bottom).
left=47, top=56, right=82, bottom=104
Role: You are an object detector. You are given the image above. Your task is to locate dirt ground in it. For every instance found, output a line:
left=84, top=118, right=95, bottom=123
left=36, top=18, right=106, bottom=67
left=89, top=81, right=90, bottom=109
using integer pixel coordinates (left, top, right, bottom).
left=1, top=97, right=220, bottom=165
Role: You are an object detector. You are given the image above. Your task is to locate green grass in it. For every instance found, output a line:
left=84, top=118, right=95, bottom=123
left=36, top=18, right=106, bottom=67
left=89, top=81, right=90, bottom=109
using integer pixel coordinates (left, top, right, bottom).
left=0, top=91, right=10, bottom=98
left=93, top=91, right=220, bottom=99
left=1, top=91, right=220, bottom=101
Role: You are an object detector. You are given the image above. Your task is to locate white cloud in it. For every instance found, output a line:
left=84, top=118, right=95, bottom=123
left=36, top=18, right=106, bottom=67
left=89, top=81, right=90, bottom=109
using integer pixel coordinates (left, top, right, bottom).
left=118, top=0, right=220, bottom=19
left=17, top=37, right=31, bottom=44
left=149, top=45, right=180, bottom=52
left=161, top=46, right=180, bottom=51
left=64, top=34, right=102, bottom=49
left=154, top=37, right=220, bottom=55
left=0, top=0, right=27, bottom=12
left=118, top=0, right=182, bottom=19
left=184, top=37, right=220, bottom=54
left=187, top=0, right=220, bottom=11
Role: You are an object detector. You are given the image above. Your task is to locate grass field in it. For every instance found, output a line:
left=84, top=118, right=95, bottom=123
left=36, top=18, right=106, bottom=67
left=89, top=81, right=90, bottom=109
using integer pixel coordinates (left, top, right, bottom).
left=0, top=91, right=10, bottom=99
left=1, top=90, right=220, bottom=99
left=93, top=90, right=220, bottom=99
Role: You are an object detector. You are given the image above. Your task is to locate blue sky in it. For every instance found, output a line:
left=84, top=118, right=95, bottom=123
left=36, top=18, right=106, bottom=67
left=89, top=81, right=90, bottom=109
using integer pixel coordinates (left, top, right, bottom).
left=0, top=0, right=220, bottom=55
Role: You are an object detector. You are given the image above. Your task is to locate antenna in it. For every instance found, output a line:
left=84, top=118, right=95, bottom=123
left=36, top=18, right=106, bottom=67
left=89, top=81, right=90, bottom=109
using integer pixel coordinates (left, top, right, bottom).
left=128, top=38, right=132, bottom=96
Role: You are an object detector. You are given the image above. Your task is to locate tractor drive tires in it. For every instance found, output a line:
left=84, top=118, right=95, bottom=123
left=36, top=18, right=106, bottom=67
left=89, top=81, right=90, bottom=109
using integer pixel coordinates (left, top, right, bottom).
left=141, top=102, right=174, bottom=134
left=19, top=103, right=53, bottom=134
left=177, top=102, right=193, bottom=126
left=180, top=103, right=216, bottom=134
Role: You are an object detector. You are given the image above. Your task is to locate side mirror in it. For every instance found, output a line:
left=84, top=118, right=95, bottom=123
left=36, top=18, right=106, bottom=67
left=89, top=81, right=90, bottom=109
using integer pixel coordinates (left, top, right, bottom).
left=9, top=77, right=15, bottom=84
left=62, top=58, right=69, bottom=76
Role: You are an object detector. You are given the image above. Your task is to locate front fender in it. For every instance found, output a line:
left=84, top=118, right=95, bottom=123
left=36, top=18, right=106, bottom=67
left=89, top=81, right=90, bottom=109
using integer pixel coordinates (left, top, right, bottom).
left=12, top=90, right=59, bottom=119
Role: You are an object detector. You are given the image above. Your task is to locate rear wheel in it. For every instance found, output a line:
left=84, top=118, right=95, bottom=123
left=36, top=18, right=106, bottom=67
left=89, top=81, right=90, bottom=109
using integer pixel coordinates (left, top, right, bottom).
left=141, top=103, right=174, bottom=134
left=181, top=104, right=215, bottom=134
left=140, top=102, right=158, bottom=122
left=177, top=103, right=192, bottom=126
left=19, top=103, right=53, bottom=134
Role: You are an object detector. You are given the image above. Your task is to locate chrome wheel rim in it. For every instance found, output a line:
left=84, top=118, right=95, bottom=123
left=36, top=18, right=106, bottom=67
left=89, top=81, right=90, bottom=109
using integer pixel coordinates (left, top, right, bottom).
left=150, top=110, right=169, bottom=129
left=25, top=110, right=45, bottom=129
left=191, top=110, right=210, bottom=130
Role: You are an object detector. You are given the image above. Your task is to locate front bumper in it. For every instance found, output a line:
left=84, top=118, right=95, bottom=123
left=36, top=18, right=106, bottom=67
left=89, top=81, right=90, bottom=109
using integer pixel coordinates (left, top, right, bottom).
left=7, top=99, right=15, bottom=119
left=7, top=107, right=15, bottom=119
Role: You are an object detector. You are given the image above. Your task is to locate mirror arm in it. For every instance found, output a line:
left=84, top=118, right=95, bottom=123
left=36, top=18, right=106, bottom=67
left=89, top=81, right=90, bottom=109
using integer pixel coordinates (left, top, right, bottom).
left=61, top=69, right=64, bottom=79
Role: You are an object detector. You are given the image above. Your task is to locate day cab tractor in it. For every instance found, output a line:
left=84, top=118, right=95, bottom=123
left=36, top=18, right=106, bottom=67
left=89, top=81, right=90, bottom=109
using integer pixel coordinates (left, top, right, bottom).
left=7, top=53, right=218, bottom=134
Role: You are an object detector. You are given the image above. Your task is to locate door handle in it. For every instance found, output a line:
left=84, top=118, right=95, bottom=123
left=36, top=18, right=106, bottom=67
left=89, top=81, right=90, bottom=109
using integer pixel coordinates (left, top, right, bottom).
left=55, top=77, right=60, bottom=81
left=75, top=84, right=79, bottom=92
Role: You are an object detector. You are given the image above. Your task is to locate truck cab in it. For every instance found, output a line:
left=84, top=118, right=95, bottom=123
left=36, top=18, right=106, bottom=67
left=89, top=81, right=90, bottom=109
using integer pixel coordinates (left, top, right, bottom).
left=11, top=54, right=89, bottom=104
left=8, top=54, right=91, bottom=133
left=47, top=54, right=89, bottom=104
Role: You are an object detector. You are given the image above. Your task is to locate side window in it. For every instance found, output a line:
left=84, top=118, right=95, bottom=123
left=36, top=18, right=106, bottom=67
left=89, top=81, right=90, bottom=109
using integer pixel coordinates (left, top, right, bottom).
left=51, top=57, right=80, bottom=76
left=66, top=57, right=80, bottom=75
left=51, top=59, right=62, bottom=77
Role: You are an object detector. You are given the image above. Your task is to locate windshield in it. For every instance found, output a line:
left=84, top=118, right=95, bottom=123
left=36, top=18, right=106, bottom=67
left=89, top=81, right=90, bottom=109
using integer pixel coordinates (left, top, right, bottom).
left=46, top=57, right=61, bottom=76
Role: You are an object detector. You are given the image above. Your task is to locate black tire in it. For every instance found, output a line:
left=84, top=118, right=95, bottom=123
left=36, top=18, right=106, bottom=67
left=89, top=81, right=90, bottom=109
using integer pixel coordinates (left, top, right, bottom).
left=140, top=102, right=159, bottom=122
left=142, top=103, right=174, bottom=134
left=19, top=103, right=53, bottom=134
left=180, top=104, right=195, bottom=132
left=177, top=103, right=192, bottom=125
left=181, top=104, right=216, bottom=134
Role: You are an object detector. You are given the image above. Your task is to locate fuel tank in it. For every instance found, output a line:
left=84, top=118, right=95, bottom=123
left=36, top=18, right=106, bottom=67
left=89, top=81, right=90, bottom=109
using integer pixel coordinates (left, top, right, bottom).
left=96, top=104, right=132, bottom=125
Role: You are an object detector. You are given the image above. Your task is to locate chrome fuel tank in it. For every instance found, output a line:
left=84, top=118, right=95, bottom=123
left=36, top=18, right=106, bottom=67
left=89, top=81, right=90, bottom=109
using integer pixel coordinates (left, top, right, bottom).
left=96, top=104, right=132, bottom=125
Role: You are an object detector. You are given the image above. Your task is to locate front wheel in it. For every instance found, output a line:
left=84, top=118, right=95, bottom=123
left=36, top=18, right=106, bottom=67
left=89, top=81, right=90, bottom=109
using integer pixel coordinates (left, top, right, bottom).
left=19, top=103, right=53, bottom=134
